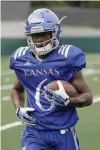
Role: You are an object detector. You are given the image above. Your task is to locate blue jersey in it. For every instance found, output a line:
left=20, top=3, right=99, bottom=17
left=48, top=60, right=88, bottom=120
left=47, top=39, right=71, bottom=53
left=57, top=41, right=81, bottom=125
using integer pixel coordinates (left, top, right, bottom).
left=10, top=44, right=86, bottom=130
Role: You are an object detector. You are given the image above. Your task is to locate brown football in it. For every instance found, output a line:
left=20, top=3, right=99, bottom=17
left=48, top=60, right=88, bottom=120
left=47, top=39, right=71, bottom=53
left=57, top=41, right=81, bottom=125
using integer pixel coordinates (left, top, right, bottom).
left=47, top=80, right=78, bottom=97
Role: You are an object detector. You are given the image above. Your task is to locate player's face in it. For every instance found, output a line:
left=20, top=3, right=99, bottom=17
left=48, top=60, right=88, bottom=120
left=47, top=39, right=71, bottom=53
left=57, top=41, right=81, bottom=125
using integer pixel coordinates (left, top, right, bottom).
left=31, top=31, right=52, bottom=48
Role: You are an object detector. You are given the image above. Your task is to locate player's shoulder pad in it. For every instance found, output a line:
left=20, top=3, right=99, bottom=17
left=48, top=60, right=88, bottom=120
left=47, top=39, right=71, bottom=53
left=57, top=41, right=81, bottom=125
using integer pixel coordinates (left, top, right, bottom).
left=58, top=44, right=86, bottom=68
left=9, top=46, right=29, bottom=69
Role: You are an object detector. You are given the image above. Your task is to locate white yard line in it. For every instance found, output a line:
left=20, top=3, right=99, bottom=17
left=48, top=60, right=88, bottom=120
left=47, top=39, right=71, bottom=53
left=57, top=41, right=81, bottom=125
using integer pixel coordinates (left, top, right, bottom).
left=0, top=122, right=22, bottom=131
left=83, top=69, right=100, bottom=76
left=0, top=96, right=100, bottom=131
left=2, top=96, right=10, bottom=101
left=93, top=96, right=100, bottom=103
left=1, top=84, right=13, bottom=90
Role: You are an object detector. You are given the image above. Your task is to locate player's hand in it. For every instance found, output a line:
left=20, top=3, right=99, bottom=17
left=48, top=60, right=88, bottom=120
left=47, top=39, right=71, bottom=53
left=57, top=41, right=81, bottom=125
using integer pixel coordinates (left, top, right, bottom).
left=16, top=107, right=36, bottom=126
left=43, top=81, right=70, bottom=106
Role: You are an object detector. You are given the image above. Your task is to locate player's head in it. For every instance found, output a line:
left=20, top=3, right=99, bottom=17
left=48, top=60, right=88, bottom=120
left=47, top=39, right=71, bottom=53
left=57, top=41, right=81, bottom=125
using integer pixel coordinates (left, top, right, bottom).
left=24, top=8, right=61, bottom=56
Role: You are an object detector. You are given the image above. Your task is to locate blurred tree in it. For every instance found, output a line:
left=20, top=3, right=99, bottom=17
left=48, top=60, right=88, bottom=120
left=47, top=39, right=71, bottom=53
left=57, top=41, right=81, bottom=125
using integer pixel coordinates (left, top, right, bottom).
left=30, top=1, right=67, bottom=8
left=67, top=1, right=89, bottom=8
left=89, top=1, right=100, bottom=8
left=30, top=1, right=100, bottom=8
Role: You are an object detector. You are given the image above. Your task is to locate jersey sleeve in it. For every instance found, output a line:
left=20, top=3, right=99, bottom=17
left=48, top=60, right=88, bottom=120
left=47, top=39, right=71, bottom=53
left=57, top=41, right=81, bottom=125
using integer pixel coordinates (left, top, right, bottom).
left=9, top=51, right=17, bottom=70
left=67, top=45, right=86, bottom=69
left=9, top=46, right=29, bottom=70
left=65, top=45, right=86, bottom=80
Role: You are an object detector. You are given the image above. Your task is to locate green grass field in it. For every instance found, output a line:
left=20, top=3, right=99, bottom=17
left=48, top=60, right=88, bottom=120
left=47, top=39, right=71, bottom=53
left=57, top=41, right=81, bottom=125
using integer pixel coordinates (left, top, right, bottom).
left=1, top=54, right=100, bottom=150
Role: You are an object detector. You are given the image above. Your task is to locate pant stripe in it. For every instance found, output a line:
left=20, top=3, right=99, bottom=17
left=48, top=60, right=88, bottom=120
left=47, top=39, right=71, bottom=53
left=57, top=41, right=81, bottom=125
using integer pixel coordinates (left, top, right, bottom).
left=70, top=127, right=80, bottom=150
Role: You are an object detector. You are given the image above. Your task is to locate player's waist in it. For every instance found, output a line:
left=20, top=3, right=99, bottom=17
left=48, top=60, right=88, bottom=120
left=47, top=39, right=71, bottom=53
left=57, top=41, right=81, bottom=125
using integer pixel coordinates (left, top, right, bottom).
left=23, top=125, right=76, bottom=137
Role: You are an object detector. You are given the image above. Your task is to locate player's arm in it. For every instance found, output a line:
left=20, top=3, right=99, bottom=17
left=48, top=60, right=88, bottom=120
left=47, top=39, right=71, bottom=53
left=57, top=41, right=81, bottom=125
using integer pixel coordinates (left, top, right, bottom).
left=11, top=79, right=25, bottom=108
left=70, top=71, right=93, bottom=107
left=11, top=79, right=36, bottom=126
left=43, top=71, right=93, bottom=108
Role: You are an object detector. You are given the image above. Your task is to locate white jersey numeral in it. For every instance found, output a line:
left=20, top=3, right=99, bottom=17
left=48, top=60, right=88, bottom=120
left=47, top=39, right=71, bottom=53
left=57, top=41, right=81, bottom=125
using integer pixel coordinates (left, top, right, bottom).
left=35, top=79, right=55, bottom=111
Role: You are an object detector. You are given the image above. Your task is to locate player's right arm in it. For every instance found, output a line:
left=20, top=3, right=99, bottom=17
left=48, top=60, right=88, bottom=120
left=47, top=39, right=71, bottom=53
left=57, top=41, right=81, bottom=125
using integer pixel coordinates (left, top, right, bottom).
left=10, top=47, right=36, bottom=126
left=11, top=79, right=25, bottom=108
left=11, top=79, right=36, bottom=126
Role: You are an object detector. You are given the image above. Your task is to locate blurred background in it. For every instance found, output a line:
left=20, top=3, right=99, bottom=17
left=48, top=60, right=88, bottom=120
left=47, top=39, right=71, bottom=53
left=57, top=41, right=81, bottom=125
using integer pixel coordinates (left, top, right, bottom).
left=1, top=0, right=100, bottom=54
left=1, top=1, right=100, bottom=150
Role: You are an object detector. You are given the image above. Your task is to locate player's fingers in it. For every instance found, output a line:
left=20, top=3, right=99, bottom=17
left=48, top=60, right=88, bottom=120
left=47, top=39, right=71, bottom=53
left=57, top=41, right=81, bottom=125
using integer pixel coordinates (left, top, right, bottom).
left=25, top=107, right=35, bottom=112
left=20, top=118, right=36, bottom=126
left=57, top=80, right=66, bottom=94
left=23, top=113, right=36, bottom=122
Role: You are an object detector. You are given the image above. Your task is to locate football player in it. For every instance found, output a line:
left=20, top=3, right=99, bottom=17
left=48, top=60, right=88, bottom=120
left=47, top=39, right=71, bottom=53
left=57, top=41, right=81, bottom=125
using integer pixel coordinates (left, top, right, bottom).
left=10, top=8, right=93, bottom=150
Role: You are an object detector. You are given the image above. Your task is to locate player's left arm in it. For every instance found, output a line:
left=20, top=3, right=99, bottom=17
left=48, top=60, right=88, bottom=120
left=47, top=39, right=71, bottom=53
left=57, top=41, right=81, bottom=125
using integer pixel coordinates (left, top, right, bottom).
left=70, top=70, right=93, bottom=107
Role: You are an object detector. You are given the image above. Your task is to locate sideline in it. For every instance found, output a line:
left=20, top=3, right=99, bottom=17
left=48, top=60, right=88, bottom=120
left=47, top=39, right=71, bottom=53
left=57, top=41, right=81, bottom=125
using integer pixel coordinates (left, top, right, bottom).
left=0, top=97, right=100, bottom=131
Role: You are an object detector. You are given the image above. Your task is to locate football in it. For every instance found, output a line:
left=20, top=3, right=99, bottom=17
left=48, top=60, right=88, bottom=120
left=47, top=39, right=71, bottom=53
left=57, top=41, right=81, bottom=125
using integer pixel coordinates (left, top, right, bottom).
left=47, top=80, right=78, bottom=97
